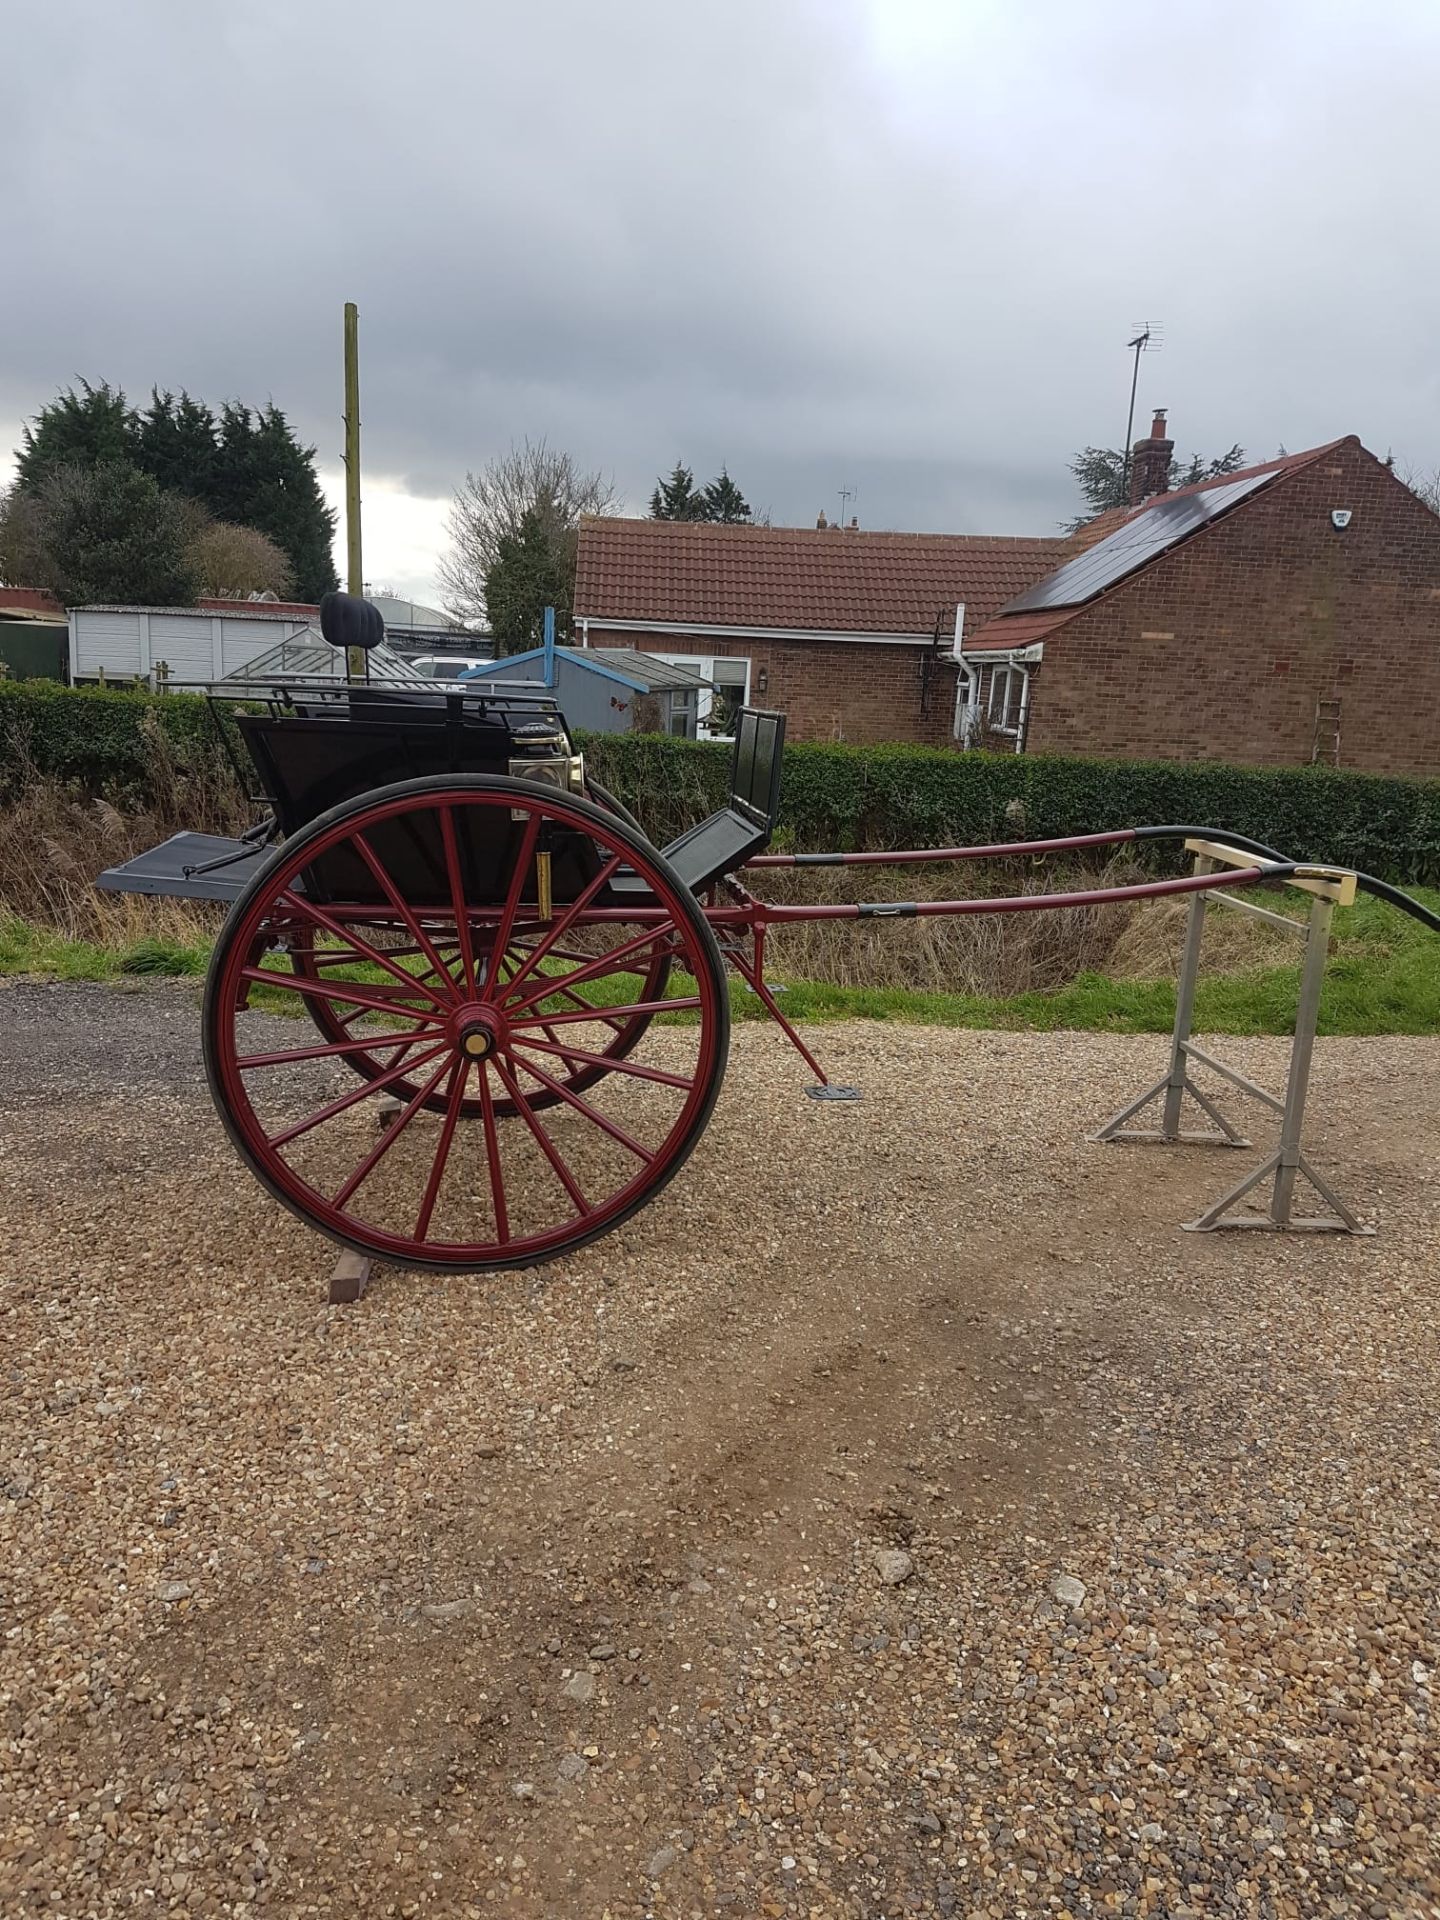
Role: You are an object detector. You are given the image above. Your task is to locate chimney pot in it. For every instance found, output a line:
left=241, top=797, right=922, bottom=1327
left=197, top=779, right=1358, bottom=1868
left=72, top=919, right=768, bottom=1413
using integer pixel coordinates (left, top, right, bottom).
left=1129, top=409, right=1175, bottom=505
left=816, top=510, right=828, bottom=529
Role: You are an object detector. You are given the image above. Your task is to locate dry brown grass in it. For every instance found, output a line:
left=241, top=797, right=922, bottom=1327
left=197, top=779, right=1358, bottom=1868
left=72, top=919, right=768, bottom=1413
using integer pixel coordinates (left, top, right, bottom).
left=1, top=774, right=1297, bottom=995
left=0, top=775, right=227, bottom=947
left=747, top=856, right=1297, bottom=995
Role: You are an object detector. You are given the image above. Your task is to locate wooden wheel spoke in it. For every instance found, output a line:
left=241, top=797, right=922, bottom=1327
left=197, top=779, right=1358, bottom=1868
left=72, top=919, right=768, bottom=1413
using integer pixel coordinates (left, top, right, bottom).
left=548, top=983, right=627, bottom=1032
left=489, top=1054, right=588, bottom=1215
left=509, top=1032, right=694, bottom=1090
left=415, top=1061, right=470, bottom=1241
left=439, top=805, right=478, bottom=995
left=508, top=995, right=700, bottom=1028
left=239, top=966, right=447, bottom=1026
left=275, top=890, right=452, bottom=1011
left=479, top=812, right=541, bottom=996
left=331, top=1052, right=454, bottom=1208
left=476, top=1060, right=510, bottom=1245
left=506, top=1048, right=655, bottom=1163
left=499, top=853, right=625, bottom=1000
left=500, top=924, right=675, bottom=1019
left=267, top=1041, right=450, bottom=1149
left=236, top=1029, right=437, bottom=1070
left=351, top=832, right=463, bottom=994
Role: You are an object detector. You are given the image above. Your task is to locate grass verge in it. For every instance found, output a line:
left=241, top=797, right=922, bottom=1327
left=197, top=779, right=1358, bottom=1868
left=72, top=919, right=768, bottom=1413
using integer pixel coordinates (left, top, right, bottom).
left=3, top=885, right=1437, bottom=1037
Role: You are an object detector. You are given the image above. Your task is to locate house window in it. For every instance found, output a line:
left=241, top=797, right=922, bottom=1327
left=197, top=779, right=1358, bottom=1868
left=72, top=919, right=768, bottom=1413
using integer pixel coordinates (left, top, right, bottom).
left=652, top=653, right=752, bottom=740
left=666, top=686, right=698, bottom=738
left=707, top=658, right=750, bottom=737
left=987, top=664, right=1025, bottom=734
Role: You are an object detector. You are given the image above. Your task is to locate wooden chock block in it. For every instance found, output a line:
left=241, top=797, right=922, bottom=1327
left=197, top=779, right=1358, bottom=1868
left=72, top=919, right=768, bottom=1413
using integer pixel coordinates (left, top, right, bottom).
left=328, top=1249, right=374, bottom=1305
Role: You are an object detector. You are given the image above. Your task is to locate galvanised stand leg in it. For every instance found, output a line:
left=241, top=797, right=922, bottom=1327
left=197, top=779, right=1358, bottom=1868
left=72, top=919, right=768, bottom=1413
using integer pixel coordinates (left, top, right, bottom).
left=1162, top=872, right=1209, bottom=1137
left=1185, top=891, right=1372, bottom=1235
left=1092, top=861, right=1250, bottom=1148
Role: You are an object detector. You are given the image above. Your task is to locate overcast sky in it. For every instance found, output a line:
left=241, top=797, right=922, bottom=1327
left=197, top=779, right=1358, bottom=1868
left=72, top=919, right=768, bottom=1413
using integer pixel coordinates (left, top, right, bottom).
left=6, top=0, right=1439, bottom=605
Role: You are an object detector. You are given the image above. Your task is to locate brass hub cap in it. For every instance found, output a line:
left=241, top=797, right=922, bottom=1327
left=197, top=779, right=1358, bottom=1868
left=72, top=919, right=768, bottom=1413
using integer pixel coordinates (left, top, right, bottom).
left=449, top=1002, right=503, bottom=1062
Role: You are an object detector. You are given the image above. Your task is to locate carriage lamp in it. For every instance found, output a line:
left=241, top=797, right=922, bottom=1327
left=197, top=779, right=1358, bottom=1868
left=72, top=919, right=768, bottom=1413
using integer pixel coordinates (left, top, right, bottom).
left=507, top=718, right=586, bottom=809
left=507, top=750, right=586, bottom=797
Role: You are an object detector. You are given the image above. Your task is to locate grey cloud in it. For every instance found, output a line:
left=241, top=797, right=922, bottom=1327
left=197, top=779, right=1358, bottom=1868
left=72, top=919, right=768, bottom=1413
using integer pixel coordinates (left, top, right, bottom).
left=5, top=0, right=1440, bottom=557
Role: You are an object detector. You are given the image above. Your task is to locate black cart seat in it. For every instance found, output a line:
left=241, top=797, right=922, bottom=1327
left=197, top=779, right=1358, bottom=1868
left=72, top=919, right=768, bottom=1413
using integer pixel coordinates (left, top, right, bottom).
left=612, top=707, right=786, bottom=898
left=237, top=687, right=575, bottom=835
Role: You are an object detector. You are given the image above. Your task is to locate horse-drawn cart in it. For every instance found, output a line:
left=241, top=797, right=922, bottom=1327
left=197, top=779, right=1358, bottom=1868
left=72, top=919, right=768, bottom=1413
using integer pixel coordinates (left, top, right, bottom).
left=98, top=593, right=1433, bottom=1273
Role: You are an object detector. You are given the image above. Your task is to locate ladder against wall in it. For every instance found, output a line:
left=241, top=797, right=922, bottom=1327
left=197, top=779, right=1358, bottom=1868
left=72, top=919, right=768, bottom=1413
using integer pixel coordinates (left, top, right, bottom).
left=1312, top=696, right=1341, bottom=766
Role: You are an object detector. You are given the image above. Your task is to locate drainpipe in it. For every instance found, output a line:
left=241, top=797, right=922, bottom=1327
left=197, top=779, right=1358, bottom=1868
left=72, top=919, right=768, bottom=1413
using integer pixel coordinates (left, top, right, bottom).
left=950, top=604, right=981, bottom=746
left=542, top=605, right=556, bottom=688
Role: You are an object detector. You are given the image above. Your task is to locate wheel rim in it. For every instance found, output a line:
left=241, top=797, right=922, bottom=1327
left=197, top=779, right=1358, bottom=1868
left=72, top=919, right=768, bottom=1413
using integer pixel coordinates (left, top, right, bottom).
left=205, top=778, right=727, bottom=1271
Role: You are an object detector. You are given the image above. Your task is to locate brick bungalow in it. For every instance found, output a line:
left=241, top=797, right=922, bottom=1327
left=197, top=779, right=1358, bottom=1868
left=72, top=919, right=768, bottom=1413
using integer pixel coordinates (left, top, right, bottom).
left=575, top=421, right=1440, bottom=774
left=964, top=428, right=1440, bottom=775
left=572, top=517, right=1066, bottom=747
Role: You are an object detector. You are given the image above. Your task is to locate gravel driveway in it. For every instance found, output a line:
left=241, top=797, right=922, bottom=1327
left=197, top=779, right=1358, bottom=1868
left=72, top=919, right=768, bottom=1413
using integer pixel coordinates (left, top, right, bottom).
left=3, top=980, right=1438, bottom=1917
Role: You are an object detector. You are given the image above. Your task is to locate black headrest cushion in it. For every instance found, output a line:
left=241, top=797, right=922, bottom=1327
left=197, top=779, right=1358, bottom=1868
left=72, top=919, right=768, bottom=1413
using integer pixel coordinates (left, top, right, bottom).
left=319, top=591, right=385, bottom=651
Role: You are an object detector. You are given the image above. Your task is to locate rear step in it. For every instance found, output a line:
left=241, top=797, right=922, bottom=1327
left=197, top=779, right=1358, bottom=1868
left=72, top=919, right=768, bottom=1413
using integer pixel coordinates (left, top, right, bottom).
left=97, top=831, right=281, bottom=904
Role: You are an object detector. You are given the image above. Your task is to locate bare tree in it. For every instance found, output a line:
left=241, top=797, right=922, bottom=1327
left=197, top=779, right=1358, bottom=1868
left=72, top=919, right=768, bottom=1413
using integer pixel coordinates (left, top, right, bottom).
left=188, top=520, right=296, bottom=599
left=0, top=484, right=51, bottom=588
left=438, top=439, right=616, bottom=626
left=1396, top=460, right=1440, bottom=516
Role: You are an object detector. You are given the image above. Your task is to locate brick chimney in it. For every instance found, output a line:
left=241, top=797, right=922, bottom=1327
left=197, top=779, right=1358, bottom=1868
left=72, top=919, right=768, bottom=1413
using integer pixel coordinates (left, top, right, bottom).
left=1128, top=408, right=1174, bottom=505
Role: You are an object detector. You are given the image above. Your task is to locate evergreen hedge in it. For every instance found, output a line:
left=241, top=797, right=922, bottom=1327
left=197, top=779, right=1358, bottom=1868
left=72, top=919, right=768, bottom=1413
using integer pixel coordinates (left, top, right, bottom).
left=4, top=680, right=1440, bottom=883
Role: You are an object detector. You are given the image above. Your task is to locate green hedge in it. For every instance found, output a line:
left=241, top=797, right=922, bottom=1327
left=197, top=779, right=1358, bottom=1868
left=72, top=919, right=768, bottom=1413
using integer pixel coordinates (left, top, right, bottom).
left=5, top=681, right=1440, bottom=883
left=0, top=679, right=242, bottom=808
left=579, top=733, right=1440, bottom=882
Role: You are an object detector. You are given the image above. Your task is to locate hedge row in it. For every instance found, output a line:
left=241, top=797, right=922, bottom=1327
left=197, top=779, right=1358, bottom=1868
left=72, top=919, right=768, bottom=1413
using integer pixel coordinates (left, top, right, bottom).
left=6, top=680, right=1440, bottom=883
left=0, top=678, right=242, bottom=808
left=584, top=731, right=1440, bottom=883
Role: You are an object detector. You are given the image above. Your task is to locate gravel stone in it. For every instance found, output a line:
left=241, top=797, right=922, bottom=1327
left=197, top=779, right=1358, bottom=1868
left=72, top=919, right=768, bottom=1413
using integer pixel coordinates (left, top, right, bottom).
left=873, top=1547, right=914, bottom=1585
left=3, top=985, right=1438, bottom=1919
left=1051, top=1571, right=1087, bottom=1608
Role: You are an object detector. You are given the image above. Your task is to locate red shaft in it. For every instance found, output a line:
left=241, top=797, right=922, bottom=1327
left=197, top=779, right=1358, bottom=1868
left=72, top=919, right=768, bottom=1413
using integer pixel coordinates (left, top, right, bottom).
left=756, top=864, right=1280, bottom=923
left=745, top=828, right=1138, bottom=869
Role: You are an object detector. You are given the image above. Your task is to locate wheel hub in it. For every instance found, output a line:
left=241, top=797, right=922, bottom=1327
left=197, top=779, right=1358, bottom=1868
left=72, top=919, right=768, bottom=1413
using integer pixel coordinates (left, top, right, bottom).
left=450, top=1002, right=503, bottom=1061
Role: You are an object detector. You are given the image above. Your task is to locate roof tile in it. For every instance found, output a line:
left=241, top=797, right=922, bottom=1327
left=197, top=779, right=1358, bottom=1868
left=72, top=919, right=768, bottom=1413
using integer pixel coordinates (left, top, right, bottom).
left=574, top=518, right=1067, bottom=637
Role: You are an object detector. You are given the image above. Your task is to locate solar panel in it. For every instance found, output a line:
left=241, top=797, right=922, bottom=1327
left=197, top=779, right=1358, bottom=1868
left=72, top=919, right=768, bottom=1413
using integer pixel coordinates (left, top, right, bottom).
left=1006, top=469, right=1276, bottom=614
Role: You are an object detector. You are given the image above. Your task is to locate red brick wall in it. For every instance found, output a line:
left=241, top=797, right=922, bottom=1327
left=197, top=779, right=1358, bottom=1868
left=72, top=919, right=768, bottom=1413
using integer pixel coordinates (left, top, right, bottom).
left=1025, top=440, right=1440, bottom=774
left=582, top=629, right=956, bottom=747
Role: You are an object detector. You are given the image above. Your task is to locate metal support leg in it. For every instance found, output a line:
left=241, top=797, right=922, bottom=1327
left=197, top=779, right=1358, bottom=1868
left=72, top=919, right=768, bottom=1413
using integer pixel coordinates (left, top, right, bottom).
left=1092, top=866, right=1250, bottom=1147
left=1186, top=893, right=1372, bottom=1235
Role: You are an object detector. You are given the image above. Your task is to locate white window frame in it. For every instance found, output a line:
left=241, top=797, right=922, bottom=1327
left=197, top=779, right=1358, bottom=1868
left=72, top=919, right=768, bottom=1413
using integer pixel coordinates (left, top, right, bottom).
left=987, top=664, right=1020, bottom=732
left=651, top=652, right=752, bottom=741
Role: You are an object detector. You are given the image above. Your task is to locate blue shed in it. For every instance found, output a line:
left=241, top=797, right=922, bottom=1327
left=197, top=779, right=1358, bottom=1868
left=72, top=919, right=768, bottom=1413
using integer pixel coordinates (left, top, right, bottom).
left=462, top=643, right=712, bottom=735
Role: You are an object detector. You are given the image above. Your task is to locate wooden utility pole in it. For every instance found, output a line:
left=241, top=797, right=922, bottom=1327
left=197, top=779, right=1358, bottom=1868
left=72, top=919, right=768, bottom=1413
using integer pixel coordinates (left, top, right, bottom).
left=342, top=301, right=365, bottom=680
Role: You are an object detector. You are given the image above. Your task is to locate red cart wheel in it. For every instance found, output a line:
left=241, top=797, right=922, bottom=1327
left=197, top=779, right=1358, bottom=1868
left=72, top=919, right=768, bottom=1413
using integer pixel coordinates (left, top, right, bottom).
left=283, top=772, right=670, bottom=1116
left=285, top=927, right=673, bottom=1118
left=203, top=775, right=729, bottom=1272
